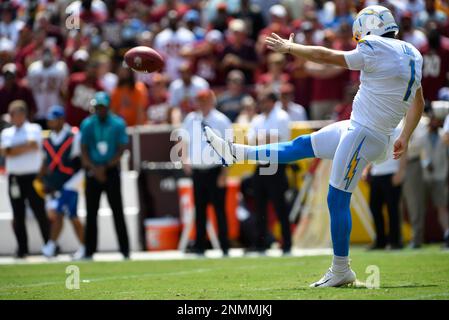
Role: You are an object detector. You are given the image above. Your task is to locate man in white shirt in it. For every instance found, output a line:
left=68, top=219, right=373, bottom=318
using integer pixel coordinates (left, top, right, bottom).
left=247, top=91, right=292, bottom=254
left=180, top=89, right=231, bottom=256
left=168, top=62, right=209, bottom=122
left=27, top=47, right=68, bottom=128
left=0, top=100, right=49, bottom=258
left=154, top=10, right=195, bottom=80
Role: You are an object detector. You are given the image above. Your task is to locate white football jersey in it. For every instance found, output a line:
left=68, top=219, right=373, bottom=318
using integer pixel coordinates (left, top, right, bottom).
left=27, top=61, right=68, bottom=120
left=154, top=27, right=195, bottom=80
left=344, top=35, right=423, bottom=135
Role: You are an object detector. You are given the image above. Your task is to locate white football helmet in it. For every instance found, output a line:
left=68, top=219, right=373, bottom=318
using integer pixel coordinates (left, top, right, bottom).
left=352, top=5, right=399, bottom=42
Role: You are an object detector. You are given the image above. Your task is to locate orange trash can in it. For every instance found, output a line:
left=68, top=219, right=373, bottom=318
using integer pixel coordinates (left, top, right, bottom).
left=145, top=218, right=181, bottom=251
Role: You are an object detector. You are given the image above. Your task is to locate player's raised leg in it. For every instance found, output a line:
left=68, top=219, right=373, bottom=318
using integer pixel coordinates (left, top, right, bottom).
left=203, top=126, right=315, bottom=165
left=203, top=120, right=348, bottom=166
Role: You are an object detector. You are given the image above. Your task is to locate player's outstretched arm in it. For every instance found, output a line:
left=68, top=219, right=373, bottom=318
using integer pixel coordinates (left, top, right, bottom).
left=394, top=86, right=425, bottom=159
left=265, top=33, right=348, bottom=68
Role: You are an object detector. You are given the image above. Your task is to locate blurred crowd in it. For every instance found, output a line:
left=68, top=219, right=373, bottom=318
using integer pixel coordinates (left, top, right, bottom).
left=1, top=0, right=449, bottom=257
left=0, top=0, right=448, bottom=130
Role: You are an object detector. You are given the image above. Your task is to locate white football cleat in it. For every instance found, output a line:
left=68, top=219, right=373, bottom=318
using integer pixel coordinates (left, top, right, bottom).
left=310, top=268, right=356, bottom=288
left=203, top=125, right=237, bottom=166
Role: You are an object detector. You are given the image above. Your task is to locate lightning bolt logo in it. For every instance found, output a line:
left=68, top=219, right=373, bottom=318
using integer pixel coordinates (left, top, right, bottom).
left=344, top=137, right=366, bottom=190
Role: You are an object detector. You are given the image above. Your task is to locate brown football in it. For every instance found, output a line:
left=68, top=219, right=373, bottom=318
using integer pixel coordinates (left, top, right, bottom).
left=124, top=46, right=164, bottom=73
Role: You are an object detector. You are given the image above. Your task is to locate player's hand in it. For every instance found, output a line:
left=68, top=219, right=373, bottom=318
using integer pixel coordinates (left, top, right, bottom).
left=265, top=33, right=294, bottom=54
left=393, top=136, right=408, bottom=160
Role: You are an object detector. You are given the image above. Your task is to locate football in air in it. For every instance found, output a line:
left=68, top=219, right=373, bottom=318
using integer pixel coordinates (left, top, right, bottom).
left=124, top=46, right=165, bottom=73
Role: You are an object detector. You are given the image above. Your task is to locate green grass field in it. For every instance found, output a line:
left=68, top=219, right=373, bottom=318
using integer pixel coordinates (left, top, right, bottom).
left=1, top=246, right=448, bottom=300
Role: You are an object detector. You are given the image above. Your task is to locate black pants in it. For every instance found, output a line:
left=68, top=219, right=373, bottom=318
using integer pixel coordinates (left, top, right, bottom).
left=8, top=174, right=50, bottom=255
left=84, top=168, right=129, bottom=257
left=192, top=167, right=229, bottom=253
left=369, top=174, right=402, bottom=247
left=253, top=164, right=291, bottom=252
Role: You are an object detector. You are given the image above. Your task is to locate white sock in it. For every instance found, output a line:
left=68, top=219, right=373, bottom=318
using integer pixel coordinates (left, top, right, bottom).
left=331, top=255, right=350, bottom=273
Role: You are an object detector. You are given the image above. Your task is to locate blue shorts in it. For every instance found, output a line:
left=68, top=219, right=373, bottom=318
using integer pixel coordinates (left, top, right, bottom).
left=46, top=189, right=79, bottom=219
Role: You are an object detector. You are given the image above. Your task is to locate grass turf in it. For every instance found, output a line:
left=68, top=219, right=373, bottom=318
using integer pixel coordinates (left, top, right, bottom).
left=0, top=245, right=448, bottom=300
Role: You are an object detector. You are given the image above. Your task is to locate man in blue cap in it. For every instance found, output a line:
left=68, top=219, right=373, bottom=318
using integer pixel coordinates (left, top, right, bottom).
left=39, top=105, right=85, bottom=259
left=80, top=91, right=130, bottom=259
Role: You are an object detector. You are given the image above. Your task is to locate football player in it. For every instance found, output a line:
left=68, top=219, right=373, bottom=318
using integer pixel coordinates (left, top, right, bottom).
left=204, top=5, right=424, bottom=287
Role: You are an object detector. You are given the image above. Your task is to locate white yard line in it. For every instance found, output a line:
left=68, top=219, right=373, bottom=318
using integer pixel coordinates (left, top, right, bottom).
left=0, top=256, right=319, bottom=293
left=0, top=268, right=215, bottom=292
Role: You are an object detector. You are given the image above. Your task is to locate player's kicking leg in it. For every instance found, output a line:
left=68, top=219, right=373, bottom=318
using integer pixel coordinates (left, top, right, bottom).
left=203, top=126, right=315, bottom=165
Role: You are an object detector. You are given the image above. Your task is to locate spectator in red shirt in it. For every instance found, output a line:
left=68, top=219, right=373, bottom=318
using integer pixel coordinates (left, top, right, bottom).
left=34, top=11, right=64, bottom=48
left=289, top=21, right=315, bottom=110
left=0, top=63, right=36, bottom=119
left=66, top=60, right=103, bottom=127
left=421, top=22, right=449, bottom=103
left=334, top=22, right=359, bottom=83
left=185, top=29, right=226, bottom=87
left=306, top=29, right=350, bottom=120
left=220, top=19, right=258, bottom=84
left=256, top=4, right=292, bottom=63
left=258, top=4, right=291, bottom=39
left=15, top=28, right=48, bottom=79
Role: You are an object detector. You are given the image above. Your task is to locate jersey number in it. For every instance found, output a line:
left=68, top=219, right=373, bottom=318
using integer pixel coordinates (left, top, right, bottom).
left=403, top=59, right=416, bottom=102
